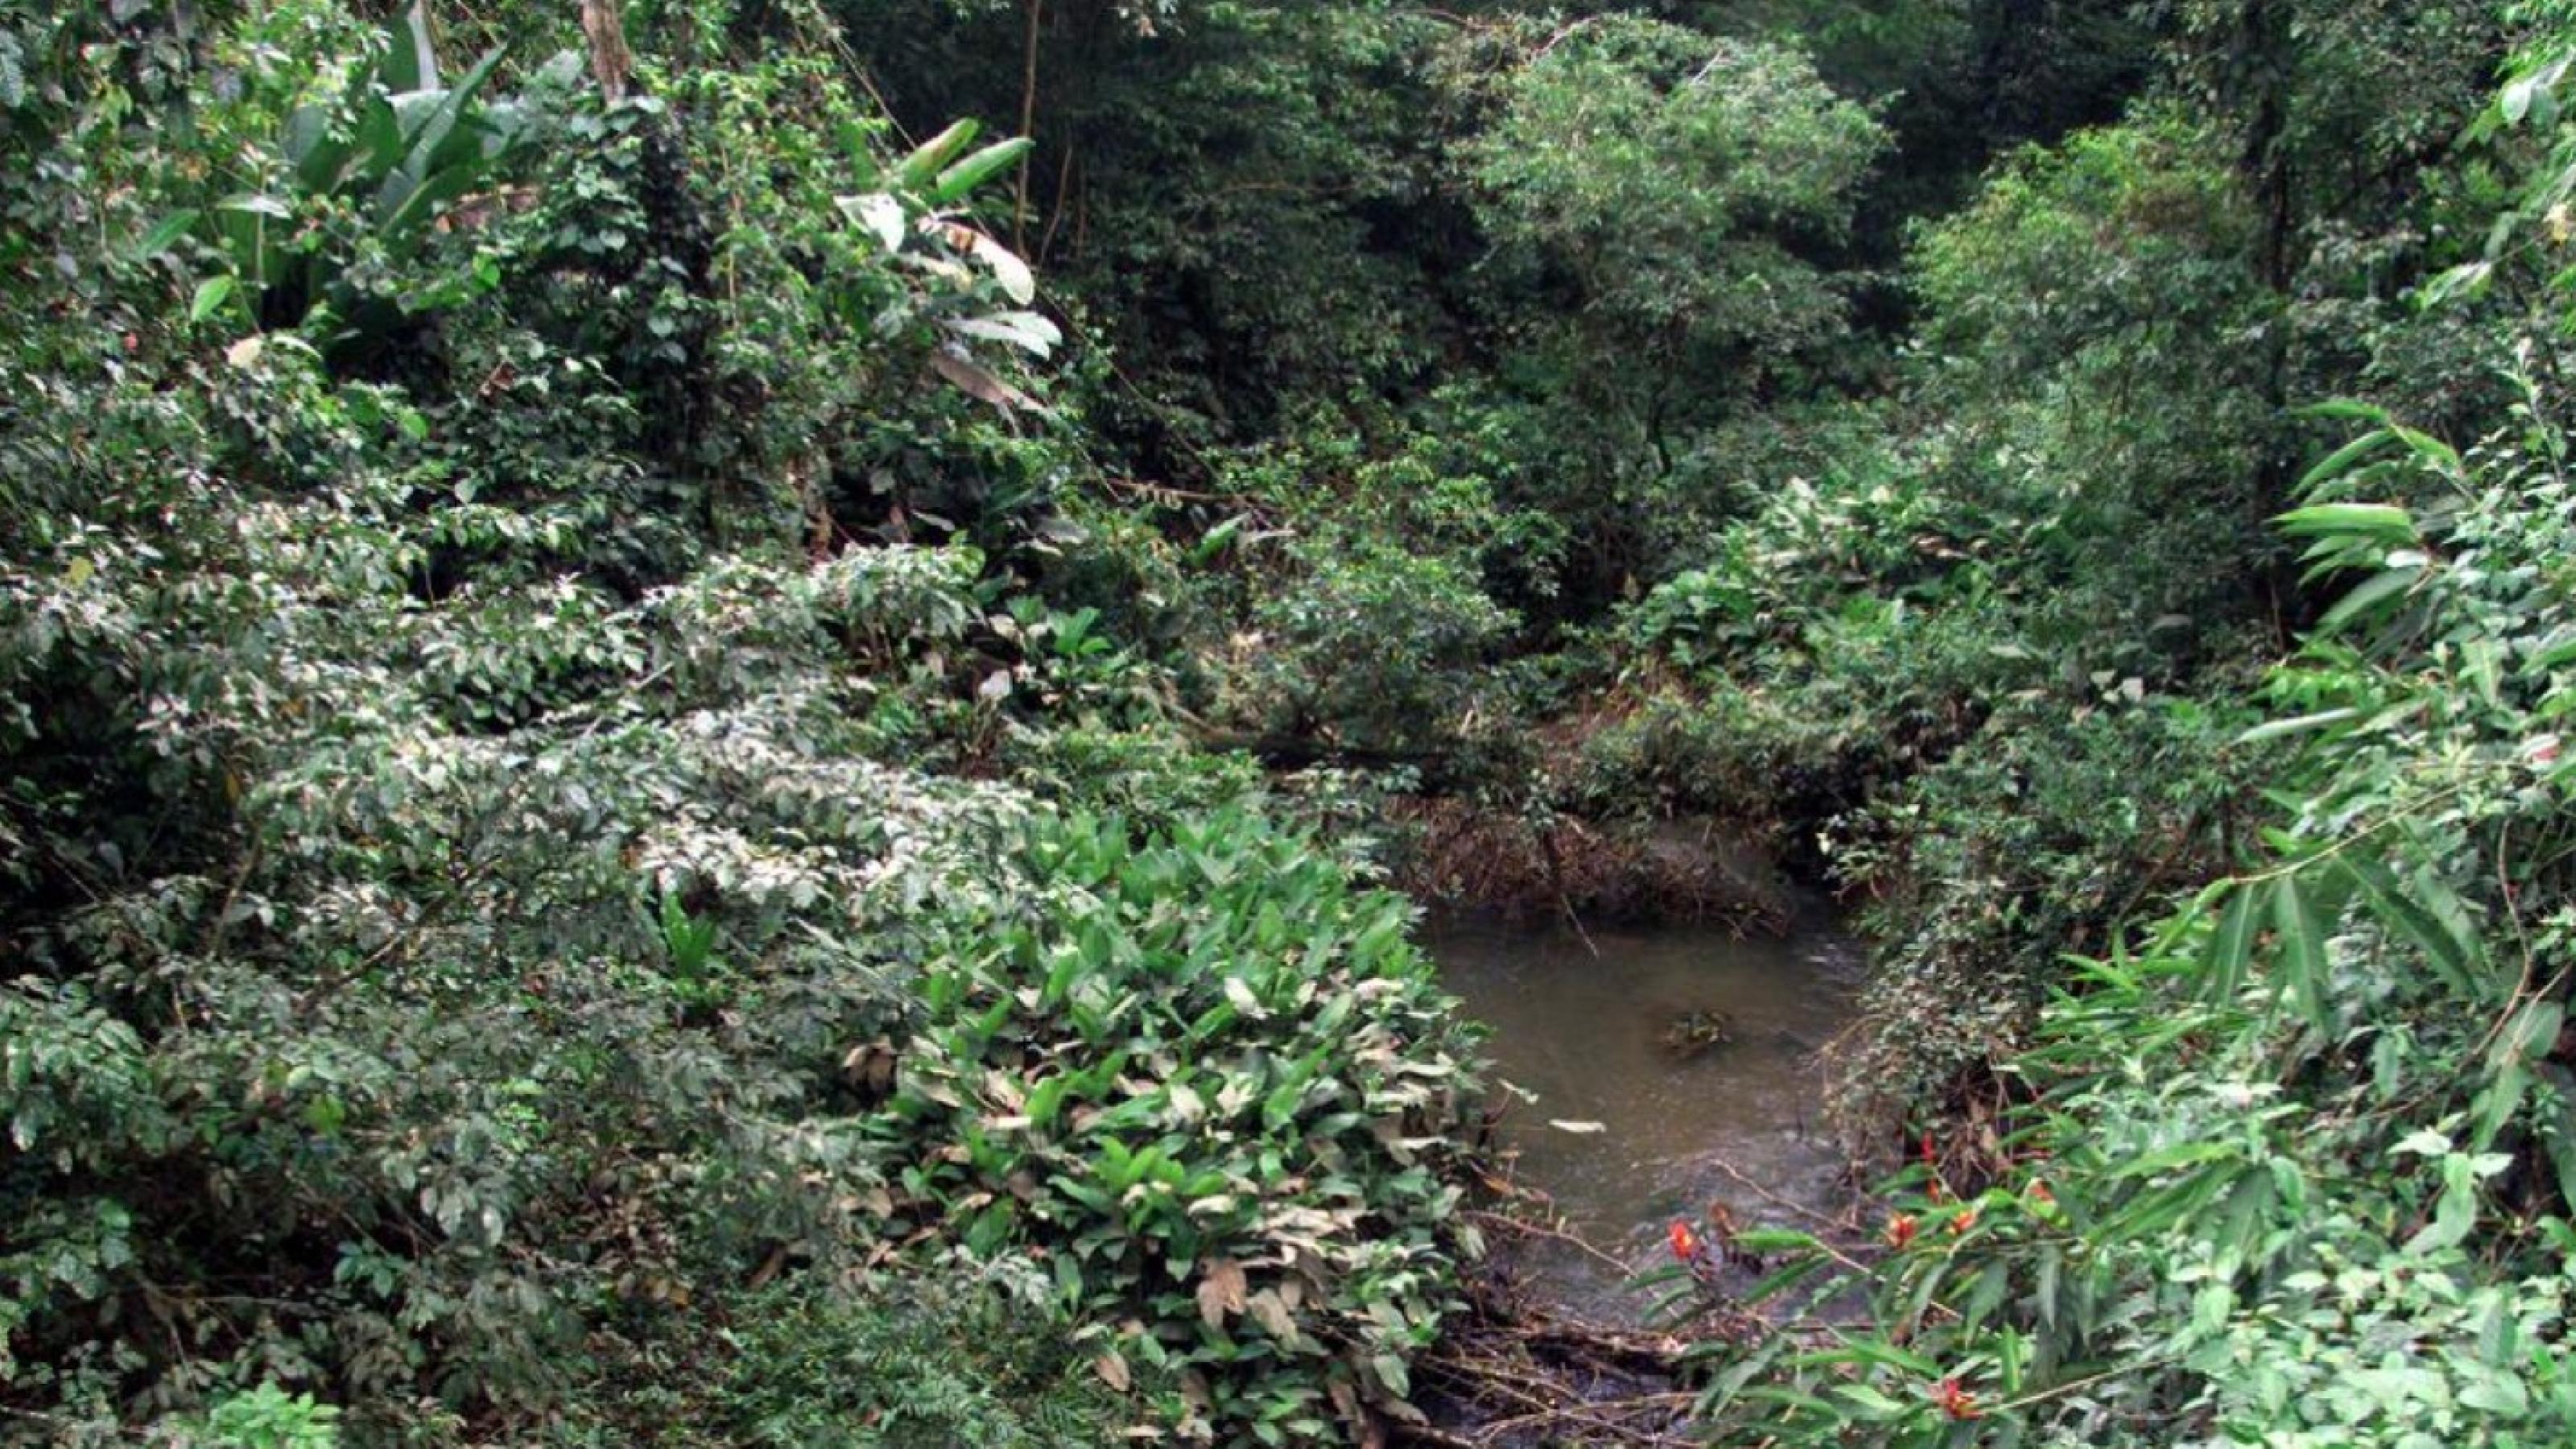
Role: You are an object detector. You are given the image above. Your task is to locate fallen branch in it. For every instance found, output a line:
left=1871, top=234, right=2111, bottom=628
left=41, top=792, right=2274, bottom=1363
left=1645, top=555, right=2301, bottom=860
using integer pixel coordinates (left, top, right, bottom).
left=1463, top=1208, right=1632, bottom=1278
left=1472, top=1390, right=1700, bottom=1446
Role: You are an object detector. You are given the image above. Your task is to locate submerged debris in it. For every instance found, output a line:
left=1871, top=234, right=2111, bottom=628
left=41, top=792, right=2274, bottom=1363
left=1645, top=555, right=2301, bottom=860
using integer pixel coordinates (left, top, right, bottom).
left=1657, top=1007, right=1734, bottom=1058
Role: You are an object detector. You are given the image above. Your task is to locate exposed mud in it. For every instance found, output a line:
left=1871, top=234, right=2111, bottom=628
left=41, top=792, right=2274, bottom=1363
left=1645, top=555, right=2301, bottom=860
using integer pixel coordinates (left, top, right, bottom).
left=1389, top=802, right=1795, bottom=930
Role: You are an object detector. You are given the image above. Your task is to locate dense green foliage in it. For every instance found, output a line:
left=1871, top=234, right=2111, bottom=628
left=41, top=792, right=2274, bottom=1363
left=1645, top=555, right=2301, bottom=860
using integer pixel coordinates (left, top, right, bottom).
left=10, top=0, right=2576, bottom=1443
left=1645, top=12, right=2576, bottom=1447
left=0, top=4, right=1472, bottom=1442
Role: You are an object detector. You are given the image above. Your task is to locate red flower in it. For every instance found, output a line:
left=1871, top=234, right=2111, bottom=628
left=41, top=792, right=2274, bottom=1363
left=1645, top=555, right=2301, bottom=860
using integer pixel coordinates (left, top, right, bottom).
left=1668, top=1220, right=1698, bottom=1261
left=1934, top=1377, right=1980, bottom=1420
left=1884, top=1213, right=1918, bottom=1250
left=1946, top=1207, right=1979, bottom=1236
left=2027, top=1180, right=2054, bottom=1205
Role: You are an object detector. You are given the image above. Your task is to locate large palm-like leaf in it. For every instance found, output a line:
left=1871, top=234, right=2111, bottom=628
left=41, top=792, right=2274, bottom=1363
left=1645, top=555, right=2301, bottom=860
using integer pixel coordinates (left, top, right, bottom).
left=193, top=18, right=568, bottom=333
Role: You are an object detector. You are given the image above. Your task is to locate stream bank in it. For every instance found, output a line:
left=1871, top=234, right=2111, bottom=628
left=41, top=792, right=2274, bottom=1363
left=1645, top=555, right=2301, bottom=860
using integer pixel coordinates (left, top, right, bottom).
left=1389, top=803, right=1798, bottom=931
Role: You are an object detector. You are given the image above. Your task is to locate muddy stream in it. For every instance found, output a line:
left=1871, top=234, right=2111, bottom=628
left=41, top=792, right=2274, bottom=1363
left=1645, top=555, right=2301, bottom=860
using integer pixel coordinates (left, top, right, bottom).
left=1423, top=910, right=1864, bottom=1323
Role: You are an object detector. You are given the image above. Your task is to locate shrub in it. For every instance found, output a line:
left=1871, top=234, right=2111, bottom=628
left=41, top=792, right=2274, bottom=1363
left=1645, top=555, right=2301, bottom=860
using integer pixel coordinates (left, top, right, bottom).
left=884, top=807, right=1481, bottom=1441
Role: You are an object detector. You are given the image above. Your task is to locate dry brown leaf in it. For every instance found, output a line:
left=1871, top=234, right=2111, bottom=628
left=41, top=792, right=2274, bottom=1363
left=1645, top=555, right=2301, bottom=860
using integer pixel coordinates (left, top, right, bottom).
left=1194, top=1257, right=1249, bottom=1329
left=1095, top=1350, right=1131, bottom=1393
left=928, top=348, right=1034, bottom=412
left=1246, top=1286, right=1297, bottom=1341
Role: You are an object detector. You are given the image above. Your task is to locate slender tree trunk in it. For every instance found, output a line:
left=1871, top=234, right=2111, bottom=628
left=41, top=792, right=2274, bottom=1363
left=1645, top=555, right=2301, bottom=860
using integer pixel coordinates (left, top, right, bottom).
left=580, top=0, right=634, bottom=101
left=1015, top=0, right=1045, bottom=254
left=2233, top=0, right=2295, bottom=294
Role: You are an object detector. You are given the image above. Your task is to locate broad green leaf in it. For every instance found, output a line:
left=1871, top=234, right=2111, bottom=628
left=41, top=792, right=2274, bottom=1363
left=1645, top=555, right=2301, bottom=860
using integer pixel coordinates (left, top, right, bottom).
left=2480, top=1001, right=2563, bottom=1149
left=1739, top=1252, right=1833, bottom=1308
left=932, top=137, right=1037, bottom=205
left=138, top=209, right=200, bottom=258
left=2108, top=1139, right=2238, bottom=1180
left=2298, top=431, right=2399, bottom=491
left=216, top=192, right=294, bottom=221
left=968, top=231, right=1038, bottom=303
left=2505, top=75, right=2538, bottom=124
left=2297, top=399, right=2392, bottom=424
left=1828, top=1383, right=1905, bottom=1419
left=898, top=120, right=981, bottom=192
left=2524, top=626, right=2576, bottom=673
left=1729, top=1228, right=1815, bottom=1253
left=2403, top=1151, right=2479, bottom=1255
left=387, top=1, right=440, bottom=93
left=946, top=312, right=1059, bottom=357
left=1965, top=1259, right=2010, bottom=1329
left=840, top=192, right=906, bottom=252
left=191, top=275, right=238, bottom=324
left=2277, top=502, right=2417, bottom=548
left=2335, top=855, right=2483, bottom=998
left=2391, top=426, right=2462, bottom=473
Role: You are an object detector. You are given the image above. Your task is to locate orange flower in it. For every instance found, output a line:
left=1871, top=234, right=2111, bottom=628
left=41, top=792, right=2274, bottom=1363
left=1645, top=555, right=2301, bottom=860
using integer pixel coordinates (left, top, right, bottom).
left=1884, top=1213, right=1918, bottom=1250
left=1946, top=1207, right=1979, bottom=1236
left=2027, top=1180, right=2054, bottom=1205
left=1934, top=1377, right=1980, bottom=1420
left=1668, top=1220, right=1698, bottom=1261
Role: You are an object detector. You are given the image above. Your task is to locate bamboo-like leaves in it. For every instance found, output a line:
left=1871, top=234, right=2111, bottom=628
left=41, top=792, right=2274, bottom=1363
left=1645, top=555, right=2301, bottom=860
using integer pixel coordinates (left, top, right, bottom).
left=2268, top=873, right=2337, bottom=1027
left=2334, top=854, right=2488, bottom=999
left=2476, top=999, right=2563, bottom=1151
left=2313, top=564, right=2425, bottom=636
left=2201, top=880, right=2265, bottom=1004
left=2277, top=502, right=2417, bottom=547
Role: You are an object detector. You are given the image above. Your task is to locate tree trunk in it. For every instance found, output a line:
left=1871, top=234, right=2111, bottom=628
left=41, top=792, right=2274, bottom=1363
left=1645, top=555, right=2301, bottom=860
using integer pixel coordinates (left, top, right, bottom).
left=580, top=0, right=634, bottom=101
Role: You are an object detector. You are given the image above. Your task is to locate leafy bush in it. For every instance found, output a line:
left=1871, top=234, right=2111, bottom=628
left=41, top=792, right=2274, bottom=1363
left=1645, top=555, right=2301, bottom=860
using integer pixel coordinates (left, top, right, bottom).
left=199, top=1384, right=344, bottom=1448
left=1229, top=535, right=1517, bottom=760
left=1443, top=15, right=1889, bottom=605
left=1620, top=462, right=1979, bottom=672
left=885, top=807, right=1480, bottom=1441
left=1827, top=691, right=2268, bottom=1131
left=572, top=1269, right=1142, bottom=1447
left=170, top=12, right=582, bottom=342
left=1461, top=17, right=1885, bottom=361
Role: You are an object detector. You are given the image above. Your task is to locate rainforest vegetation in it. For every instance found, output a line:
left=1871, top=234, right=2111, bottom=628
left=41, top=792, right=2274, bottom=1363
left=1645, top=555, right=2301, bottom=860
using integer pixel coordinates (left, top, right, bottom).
left=6, top=0, right=2576, bottom=1443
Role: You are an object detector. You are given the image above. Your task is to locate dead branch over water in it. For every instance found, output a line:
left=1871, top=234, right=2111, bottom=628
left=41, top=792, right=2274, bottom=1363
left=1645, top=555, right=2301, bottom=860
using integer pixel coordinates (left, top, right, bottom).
left=1405, top=1201, right=1755, bottom=1447
left=1409, top=1153, right=1884, bottom=1447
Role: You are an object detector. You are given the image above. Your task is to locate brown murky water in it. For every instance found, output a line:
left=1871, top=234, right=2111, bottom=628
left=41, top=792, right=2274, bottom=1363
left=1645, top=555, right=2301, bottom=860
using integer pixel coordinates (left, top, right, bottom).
left=1426, top=910, right=1862, bottom=1323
